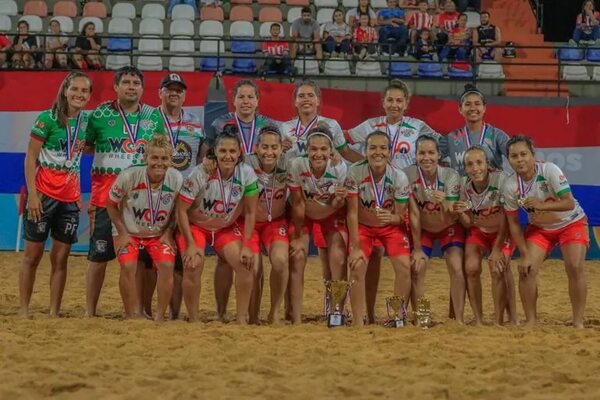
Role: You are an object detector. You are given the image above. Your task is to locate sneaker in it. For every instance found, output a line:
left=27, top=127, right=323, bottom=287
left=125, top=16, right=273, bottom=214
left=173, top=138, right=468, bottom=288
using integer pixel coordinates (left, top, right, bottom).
left=568, top=39, right=578, bottom=48
left=358, top=48, right=367, bottom=60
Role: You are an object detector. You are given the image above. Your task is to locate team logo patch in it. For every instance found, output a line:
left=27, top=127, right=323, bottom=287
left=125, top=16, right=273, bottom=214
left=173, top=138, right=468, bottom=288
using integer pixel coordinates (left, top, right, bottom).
left=162, top=193, right=173, bottom=205
left=231, top=186, right=241, bottom=198
left=95, top=240, right=108, bottom=253
left=36, top=221, right=47, bottom=233
left=140, top=120, right=153, bottom=130
left=36, top=121, right=45, bottom=129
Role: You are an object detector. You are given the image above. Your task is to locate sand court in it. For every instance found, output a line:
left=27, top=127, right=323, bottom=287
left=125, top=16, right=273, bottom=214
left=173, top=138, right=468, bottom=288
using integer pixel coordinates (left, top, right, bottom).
left=2, top=252, right=600, bottom=399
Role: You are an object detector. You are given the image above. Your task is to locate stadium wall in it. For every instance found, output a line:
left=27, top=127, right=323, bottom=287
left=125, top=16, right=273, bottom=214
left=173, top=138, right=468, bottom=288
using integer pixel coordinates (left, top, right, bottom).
left=0, top=72, right=598, bottom=259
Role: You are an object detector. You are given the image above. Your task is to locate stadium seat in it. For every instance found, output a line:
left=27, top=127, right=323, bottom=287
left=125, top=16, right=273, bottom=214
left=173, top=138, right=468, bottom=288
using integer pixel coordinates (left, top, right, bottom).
left=138, top=38, right=164, bottom=53
left=562, top=64, right=589, bottom=80
left=0, top=15, right=11, bottom=32
left=199, top=40, right=226, bottom=71
left=448, top=64, right=473, bottom=78
left=106, top=55, right=131, bottom=70
left=317, top=9, right=335, bottom=24
left=107, top=18, right=133, bottom=52
left=18, top=15, right=42, bottom=32
left=465, top=11, right=480, bottom=29
left=558, top=47, right=583, bottom=61
left=112, top=3, right=136, bottom=19
left=324, top=60, right=351, bottom=76
left=258, top=0, right=281, bottom=5
left=232, top=57, right=258, bottom=73
left=259, top=7, right=283, bottom=23
left=287, top=7, right=302, bottom=23
left=139, top=18, right=164, bottom=36
left=78, top=17, right=104, bottom=34
left=53, top=1, right=77, bottom=18
left=50, top=16, right=73, bottom=33
left=137, top=56, right=163, bottom=71
left=170, top=38, right=195, bottom=53
left=169, top=56, right=195, bottom=72
left=200, top=6, right=224, bottom=21
left=355, top=61, right=382, bottom=76
left=170, top=19, right=195, bottom=37
left=586, top=48, right=600, bottom=62
left=417, top=61, right=444, bottom=77
left=199, top=21, right=224, bottom=38
left=316, top=0, right=338, bottom=7
left=23, top=1, right=48, bottom=17
left=343, top=0, right=359, bottom=7
left=0, top=0, right=18, bottom=16
left=230, top=5, right=254, bottom=22
left=108, top=17, right=132, bottom=34
left=371, top=0, right=387, bottom=8
left=172, top=4, right=195, bottom=20
left=286, top=0, right=310, bottom=5
left=294, top=58, right=320, bottom=75
left=388, top=62, right=413, bottom=78
left=141, top=3, right=166, bottom=20
left=231, top=0, right=252, bottom=4
left=230, top=21, right=255, bottom=38
left=477, top=61, right=505, bottom=78
left=259, top=22, right=284, bottom=38
left=83, top=2, right=107, bottom=18
left=592, top=66, right=600, bottom=81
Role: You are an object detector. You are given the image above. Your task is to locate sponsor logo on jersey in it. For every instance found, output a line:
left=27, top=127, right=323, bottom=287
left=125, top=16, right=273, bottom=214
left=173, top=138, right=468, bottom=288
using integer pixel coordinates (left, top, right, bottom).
left=132, top=207, right=169, bottom=223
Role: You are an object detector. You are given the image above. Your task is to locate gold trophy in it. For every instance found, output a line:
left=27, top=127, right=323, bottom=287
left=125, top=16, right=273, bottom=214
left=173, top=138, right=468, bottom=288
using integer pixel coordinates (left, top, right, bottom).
left=385, top=296, right=407, bottom=328
left=414, top=297, right=432, bottom=329
left=325, top=280, right=351, bottom=328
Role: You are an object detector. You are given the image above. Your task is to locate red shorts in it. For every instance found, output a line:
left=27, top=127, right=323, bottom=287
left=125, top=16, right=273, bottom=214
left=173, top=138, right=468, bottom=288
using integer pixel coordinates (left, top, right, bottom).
left=466, top=227, right=514, bottom=257
left=117, top=236, right=175, bottom=267
left=421, top=223, right=465, bottom=257
left=312, top=223, right=327, bottom=248
left=289, top=210, right=347, bottom=246
left=357, top=224, right=410, bottom=259
left=525, top=218, right=589, bottom=254
left=251, top=217, right=289, bottom=251
left=176, top=222, right=259, bottom=254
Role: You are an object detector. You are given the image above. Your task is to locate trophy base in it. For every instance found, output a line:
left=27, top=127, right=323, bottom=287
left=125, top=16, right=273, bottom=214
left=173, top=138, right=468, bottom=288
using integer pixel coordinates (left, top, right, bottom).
left=327, top=313, right=346, bottom=328
left=388, top=318, right=405, bottom=328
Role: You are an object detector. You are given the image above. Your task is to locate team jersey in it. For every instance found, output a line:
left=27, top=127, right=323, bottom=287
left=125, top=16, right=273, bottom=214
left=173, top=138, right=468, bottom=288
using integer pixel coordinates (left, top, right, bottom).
left=347, top=116, right=441, bottom=170
left=408, top=11, right=434, bottom=30
left=502, top=161, right=586, bottom=231
left=459, top=169, right=506, bottom=233
left=288, top=156, right=347, bottom=221
left=246, top=154, right=288, bottom=222
left=179, top=163, right=259, bottom=231
left=206, top=112, right=280, bottom=155
left=85, top=101, right=165, bottom=208
left=280, top=115, right=348, bottom=163
left=440, top=123, right=510, bottom=176
left=108, top=166, right=183, bottom=238
left=405, top=165, right=460, bottom=232
left=345, top=160, right=410, bottom=227
left=159, top=108, right=204, bottom=177
left=30, top=109, right=89, bottom=202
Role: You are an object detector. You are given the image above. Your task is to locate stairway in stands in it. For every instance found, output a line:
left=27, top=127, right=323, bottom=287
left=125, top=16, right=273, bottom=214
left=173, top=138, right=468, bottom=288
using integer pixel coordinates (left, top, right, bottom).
left=483, top=0, right=568, bottom=97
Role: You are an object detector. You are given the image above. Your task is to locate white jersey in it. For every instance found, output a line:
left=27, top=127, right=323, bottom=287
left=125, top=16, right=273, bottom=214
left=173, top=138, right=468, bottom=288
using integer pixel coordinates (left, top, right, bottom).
left=160, top=109, right=204, bottom=177
left=280, top=115, right=348, bottom=164
left=288, top=156, right=347, bottom=220
left=347, top=116, right=441, bottom=169
left=108, top=166, right=183, bottom=238
left=460, top=169, right=507, bottom=233
left=502, top=161, right=586, bottom=231
left=405, top=165, right=460, bottom=233
left=179, top=163, right=259, bottom=231
left=345, top=160, right=410, bottom=227
left=246, top=154, right=288, bottom=222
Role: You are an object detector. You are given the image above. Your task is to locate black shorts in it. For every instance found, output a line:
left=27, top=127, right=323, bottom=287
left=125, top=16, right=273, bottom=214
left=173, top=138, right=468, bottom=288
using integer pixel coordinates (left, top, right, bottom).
left=24, top=194, right=80, bottom=244
left=87, top=206, right=116, bottom=262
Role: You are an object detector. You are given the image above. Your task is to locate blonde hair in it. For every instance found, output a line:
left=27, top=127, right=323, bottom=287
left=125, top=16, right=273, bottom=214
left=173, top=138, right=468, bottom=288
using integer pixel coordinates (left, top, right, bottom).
left=145, top=134, right=173, bottom=155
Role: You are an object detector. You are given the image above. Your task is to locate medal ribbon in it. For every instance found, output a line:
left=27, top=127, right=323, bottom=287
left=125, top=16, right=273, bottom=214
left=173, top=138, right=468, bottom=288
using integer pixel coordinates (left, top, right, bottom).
left=263, top=172, right=277, bottom=221
left=235, top=114, right=257, bottom=155
left=145, top=172, right=163, bottom=227
left=159, top=108, right=183, bottom=149
left=465, top=181, right=488, bottom=211
left=65, top=112, right=82, bottom=163
left=294, top=115, right=318, bottom=140
left=369, top=167, right=387, bottom=209
left=463, top=123, right=488, bottom=148
left=117, top=103, right=141, bottom=146
left=217, top=166, right=235, bottom=216
left=517, top=163, right=538, bottom=199
left=387, top=118, right=403, bottom=157
left=417, top=166, right=439, bottom=191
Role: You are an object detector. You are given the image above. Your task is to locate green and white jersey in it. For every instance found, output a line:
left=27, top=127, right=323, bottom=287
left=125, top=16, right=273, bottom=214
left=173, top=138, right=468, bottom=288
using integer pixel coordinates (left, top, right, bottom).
left=503, top=161, right=586, bottom=231
left=405, top=165, right=460, bottom=232
left=288, top=156, right=347, bottom=221
left=345, top=160, right=410, bottom=227
left=30, top=109, right=89, bottom=202
left=108, top=166, right=183, bottom=238
left=179, top=163, right=259, bottom=231
left=459, top=169, right=507, bottom=233
left=246, top=154, right=288, bottom=222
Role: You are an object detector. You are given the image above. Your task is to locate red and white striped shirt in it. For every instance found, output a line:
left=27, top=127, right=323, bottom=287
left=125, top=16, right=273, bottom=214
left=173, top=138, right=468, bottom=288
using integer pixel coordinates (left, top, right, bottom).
left=408, top=11, right=433, bottom=30
left=437, top=11, right=460, bottom=32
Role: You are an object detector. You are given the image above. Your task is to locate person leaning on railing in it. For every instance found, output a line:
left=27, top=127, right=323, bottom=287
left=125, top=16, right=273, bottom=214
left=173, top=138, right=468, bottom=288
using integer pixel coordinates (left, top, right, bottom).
left=260, top=23, right=293, bottom=78
left=71, top=21, right=102, bottom=70
left=44, top=18, right=70, bottom=70
left=10, top=20, right=39, bottom=69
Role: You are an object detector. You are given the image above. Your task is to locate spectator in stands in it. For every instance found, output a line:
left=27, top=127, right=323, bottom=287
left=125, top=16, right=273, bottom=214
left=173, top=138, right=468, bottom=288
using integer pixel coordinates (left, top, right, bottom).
left=435, top=0, right=460, bottom=47
left=323, top=9, right=353, bottom=58
left=353, top=13, right=379, bottom=60
left=261, top=23, right=293, bottom=77
left=10, top=21, right=38, bottom=69
left=572, top=0, right=600, bottom=44
left=439, top=12, right=471, bottom=61
left=411, top=27, right=437, bottom=60
left=408, top=0, right=434, bottom=44
left=401, top=0, right=418, bottom=9
left=72, top=22, right=102, bottom=70
left=166, top=0, right=200, bottom=17
left=347, top=0, right=377, bottom=29
left=472, top=11, right=501, bottom=62
left=0, top=30, right=10, bottom=69
left=290, top=7, right=323, bottom=61
left=454, top=0, right=480, bottom=13
left=377, top=0, right=409, bottom=56
left=44, top=19, right=69, bottom=70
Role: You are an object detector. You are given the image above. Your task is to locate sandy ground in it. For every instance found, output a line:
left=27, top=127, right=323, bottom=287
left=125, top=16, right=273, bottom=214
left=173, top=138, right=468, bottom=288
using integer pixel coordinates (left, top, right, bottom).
left=2, top=252, right=600, bottom=400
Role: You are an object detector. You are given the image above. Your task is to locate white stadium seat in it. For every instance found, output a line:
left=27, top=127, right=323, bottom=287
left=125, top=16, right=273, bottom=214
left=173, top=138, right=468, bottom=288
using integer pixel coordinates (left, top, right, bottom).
left=50, top=16, right=73, bottom=33
left=317, top=9, right=335, bottom=25
left=171, top=4, right=195, bottom=20
left=315, top=0, right=338, bottom=7
left=199, top=20, right=224, bottom=38
left=465, top=11, right=481, bottom=29
left=138, top=38, right=163, bottom=53
left=18, top=15, right=43, bottom=32
left=294, top=58, right=320, bottom=75
left=137, top=56, right=163, bottom=71
left=141, top=3, right=166, bottom=20
left=169, top=56, right=195, bottom=71
left=0, top=15, right=11, bottom=32
left=112, top=3, right=136, bottom=19
left=355, top=61, right=382, bottom=76
left=230, top=21, right=254, bottom=38
left=106, top=55, right=131, bottom=70
left=108, top=17, right=133, bottom=35
left=562, top=65, right=590, bottom=81
left=170, top=38, right=195, bottom=53
left=170, top=19, right=195, bottom=37
left=287, top=7, right=302, bottom=23
left=0, top=0, right=18, bottom=16
left=477, top=62, right=505, bottom=79
left=324, top=60, right=351, bottom=76
left=139, top=18, right=164, bottom=36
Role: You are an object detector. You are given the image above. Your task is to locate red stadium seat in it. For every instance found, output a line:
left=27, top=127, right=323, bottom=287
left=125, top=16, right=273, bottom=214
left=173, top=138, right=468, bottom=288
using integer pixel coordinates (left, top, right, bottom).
left=53, top=1, right=78, bottom=18
left=23, top=1, right=48, bottom=17
left=83, top=2, right=107, bottom=18
left=286, top=0, right=310, bottom=6
left=200, top=6, right=224, bottom=21
left=230, top=5, right=254, bottom=22
left=259, top=7, right=283, bottom=22
left=258, top=0, right=281, bottom=4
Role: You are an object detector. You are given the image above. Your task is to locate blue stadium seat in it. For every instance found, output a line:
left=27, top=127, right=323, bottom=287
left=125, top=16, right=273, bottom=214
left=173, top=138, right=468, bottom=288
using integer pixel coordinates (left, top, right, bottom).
left=558, top=47, right=583, bottom=61
left=201, top=57, right=226, bottom=72
left=448, top=65, right=474, bottom=78
left=231, top=39, right=256, bottom=54
left=417, top=62, right=443, bottom=78
left=586, top=48, right=600, bottom=62
left=107, top=37, right=132, bottom=52
left=388, top=62, right=412, bottom=78
left=232, top=58, right=257, bottom=73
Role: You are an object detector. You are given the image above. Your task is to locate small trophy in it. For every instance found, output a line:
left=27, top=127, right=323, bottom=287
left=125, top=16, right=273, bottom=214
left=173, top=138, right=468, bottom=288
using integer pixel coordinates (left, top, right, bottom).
left=385, top=296, right=407, bottom=328
left=414, top=297, right=432, bottom=329
left=325, top=280, right=351, bottom=328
